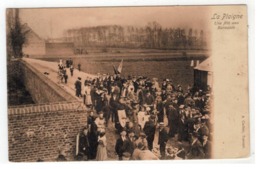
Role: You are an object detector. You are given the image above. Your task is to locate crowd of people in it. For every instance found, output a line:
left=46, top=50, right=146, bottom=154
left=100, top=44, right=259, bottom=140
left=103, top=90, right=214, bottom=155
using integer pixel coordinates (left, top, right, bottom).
left=58, top=59, right=212, bottom=161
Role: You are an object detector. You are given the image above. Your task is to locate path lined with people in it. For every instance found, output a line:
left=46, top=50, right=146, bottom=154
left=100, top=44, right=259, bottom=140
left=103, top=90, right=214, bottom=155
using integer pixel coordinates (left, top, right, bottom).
left=23, top=58, right=148, bottom=160
left=23, top=57, right=212, bottom=161
left=23, top=58, right=97, bottom=101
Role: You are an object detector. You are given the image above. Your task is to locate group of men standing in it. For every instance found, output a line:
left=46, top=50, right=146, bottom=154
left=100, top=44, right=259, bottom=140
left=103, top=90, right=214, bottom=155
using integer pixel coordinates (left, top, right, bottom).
left=58, top=58, right=212, bottom=161
left=74, top=73, right=212, bottom=160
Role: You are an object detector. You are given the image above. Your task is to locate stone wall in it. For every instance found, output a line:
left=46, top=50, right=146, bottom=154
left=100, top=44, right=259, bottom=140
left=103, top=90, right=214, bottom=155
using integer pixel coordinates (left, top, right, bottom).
left=8, top=101, right=87, bottom=162
left=20, top=60, right=76, bottom=104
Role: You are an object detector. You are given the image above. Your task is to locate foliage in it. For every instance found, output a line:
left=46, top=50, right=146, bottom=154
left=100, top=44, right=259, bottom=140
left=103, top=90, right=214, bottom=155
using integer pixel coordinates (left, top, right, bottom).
left=7, top=9, right=30, bottom=58
left=65, top=22, right=207, bottom=50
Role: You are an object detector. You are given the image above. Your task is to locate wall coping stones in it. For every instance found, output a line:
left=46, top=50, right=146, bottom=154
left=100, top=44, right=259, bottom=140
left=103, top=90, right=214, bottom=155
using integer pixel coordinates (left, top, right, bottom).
left=8, top=101, right=87, bottom=116
left=21, top=60, right=78, bottom=103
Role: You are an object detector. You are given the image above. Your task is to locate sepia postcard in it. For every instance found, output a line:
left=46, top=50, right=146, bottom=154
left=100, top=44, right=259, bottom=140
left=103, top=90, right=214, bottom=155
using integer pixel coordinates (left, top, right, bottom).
left=6, top=5, right=250, bottom=162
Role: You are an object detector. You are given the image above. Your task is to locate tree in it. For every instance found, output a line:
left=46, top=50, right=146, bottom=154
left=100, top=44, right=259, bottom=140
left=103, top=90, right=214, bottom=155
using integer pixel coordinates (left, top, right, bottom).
left=9, top=9, right=30, bottom=58
left=161, top=28, right=169, bottom=48
left=145, top=21, right=162, bottom=48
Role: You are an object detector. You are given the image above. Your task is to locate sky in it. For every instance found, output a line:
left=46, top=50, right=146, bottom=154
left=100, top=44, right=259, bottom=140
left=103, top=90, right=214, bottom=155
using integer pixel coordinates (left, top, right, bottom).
left=18, top=6, right=210, bottom=39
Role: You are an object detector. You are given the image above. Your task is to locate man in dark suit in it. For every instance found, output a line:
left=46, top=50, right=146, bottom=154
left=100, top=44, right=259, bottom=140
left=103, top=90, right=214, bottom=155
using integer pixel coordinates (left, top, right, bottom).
left=88, top=121, right=98, bottom=159
left=143, top=116, right=156, bottom=151
left=112, top=83, right=120, bottom=101
left=167, top=105, right=179, bottom=138
left=187, top=132, right=205, bottom=159
left=78, top=63, right=81, bottom=71
left=78, top=127, right=90, bottom=160
left=198, top=119, right=210, bottom=143
left=75, top=77, right=82, bottom=97
left=177, top=92, right=185, bottom=105
left=115, top=130, right=130, bottom=160
left=90, top=85, right=97, bottom=108
left=144, top=91, right=155, bottom=106
left=156, top=96, right=164, bottom=123
left=70, top=65, right=74, bottom=76
left=127, top=131, right=136, bottom=156
left=202, top=135, right=211, bottom=159
left=161, top=79, right=167, bottom=91
left=158, top=122, right=168, bottom=159
left=178, top=113, right=189, bottom=142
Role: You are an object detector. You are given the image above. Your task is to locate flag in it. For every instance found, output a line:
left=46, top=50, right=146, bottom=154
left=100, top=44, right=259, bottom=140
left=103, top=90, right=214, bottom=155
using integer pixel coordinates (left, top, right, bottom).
left=113, top=59, right=123, bottom=74
left=113, top=65, right=120, bottom=74
left=117, top=59, right=123, bottom=74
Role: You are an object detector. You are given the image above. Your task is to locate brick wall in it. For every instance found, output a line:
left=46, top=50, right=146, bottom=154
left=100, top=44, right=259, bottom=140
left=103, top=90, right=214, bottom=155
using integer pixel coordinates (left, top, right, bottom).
left=8, top=101, right=87, bottom=162
left=20, top=60, right=76, bottom=104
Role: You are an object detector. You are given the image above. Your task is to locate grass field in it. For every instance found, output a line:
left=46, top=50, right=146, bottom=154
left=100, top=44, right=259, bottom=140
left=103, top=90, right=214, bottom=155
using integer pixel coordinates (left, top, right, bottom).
left=37, top=51, right=208, bottom=90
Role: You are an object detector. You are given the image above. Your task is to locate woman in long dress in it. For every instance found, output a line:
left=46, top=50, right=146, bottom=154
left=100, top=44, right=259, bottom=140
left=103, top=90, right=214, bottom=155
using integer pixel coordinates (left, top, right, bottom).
left=94, top=112, right=106, bottom=132
left=85, top=83, right=92, bottom=106
left=96, top=130, right=108, bottom=161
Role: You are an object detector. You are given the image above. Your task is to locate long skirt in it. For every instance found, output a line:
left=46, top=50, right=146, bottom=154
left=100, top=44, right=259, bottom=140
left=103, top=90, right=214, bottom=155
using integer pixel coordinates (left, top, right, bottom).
left=86, top=94, right=92, bottom=105
left=96, top=144, right=107, bottom=161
